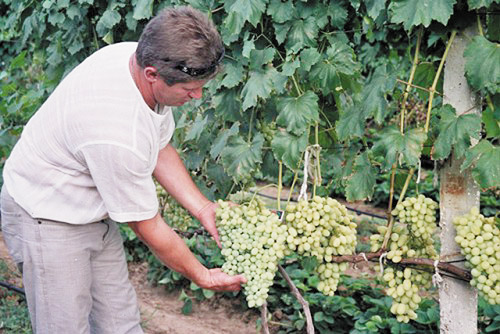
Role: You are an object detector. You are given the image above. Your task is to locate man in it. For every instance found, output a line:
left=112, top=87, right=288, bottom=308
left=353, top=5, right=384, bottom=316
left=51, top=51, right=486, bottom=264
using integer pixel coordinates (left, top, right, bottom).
left=0, top=6, right=246, bottom=334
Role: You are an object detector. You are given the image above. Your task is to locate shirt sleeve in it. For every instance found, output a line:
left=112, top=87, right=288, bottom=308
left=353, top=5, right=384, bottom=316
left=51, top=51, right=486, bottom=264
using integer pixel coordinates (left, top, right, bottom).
left=77, top=143, right=159, bottom=222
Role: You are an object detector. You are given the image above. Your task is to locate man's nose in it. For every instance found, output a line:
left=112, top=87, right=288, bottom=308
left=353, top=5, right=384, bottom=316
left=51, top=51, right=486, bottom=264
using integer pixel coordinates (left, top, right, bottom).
left=188, top=88, right=203, bottom=99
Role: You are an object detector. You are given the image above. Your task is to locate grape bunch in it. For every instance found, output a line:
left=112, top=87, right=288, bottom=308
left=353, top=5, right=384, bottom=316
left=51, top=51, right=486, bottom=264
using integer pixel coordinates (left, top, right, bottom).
left=256, top=120, right=276, bottom=144
left=156, top=182, right=193, bottom=231
left=216, top=198, right=289, bottom=308
left=284, top=196, right=357, bottom=296
left=370, top=195, right=439, bottom=322
left=453, top=207, right=499, bottom=304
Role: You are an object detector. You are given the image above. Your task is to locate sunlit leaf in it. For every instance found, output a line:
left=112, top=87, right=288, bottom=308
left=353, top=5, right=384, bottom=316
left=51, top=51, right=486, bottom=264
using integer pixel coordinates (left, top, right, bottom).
left=336, top=105, right=367, bottom=141
left=221, top=133, right=264, bottom=181
left=285, top=16, right=318, bottom=52
left=464, top=36, right=500, bottom=95
left=267, top=0, right=295, bottom=23
left=212, top=88, right=242, bottom=122
left=276, top=91, right=320, bottom=135
left=461, top=140, right=500, bottom=189
left=271, top=129, right=308, bottom=170
left=372, top=126, right=427, bottom=170
left=133, top=0, right=154, bottom=20
left=185, top=114, right=208, bottom=142
left=346, top=152, right=376, bottom=202
left=210, top=122, right=240, bottom=159
left=241, top=67, right=284, bottom=110
left=365, top=0, right=387, bottom=20
left=389, top=0, right=457, bottom=31
left=432, top=105, right=482, bottom=160
left=467, top=0, right=500, bottom=10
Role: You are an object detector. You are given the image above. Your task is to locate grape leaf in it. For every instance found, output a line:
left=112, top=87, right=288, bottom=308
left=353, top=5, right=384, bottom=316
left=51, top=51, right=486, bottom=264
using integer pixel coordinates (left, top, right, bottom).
left=432, top=105, right=482, bottom=160
left=336, top=105, right=367, bottom=141
left=249, top=48, right=276, bottom=70
left=464, top=36, right=500, bottom=95
left=461, top=140, right=500, bottom=189
left=327, top=2, right=348, bottom=28
left=482, top=107, right=500, bottom=138
left=276, top=91, right=320, bottom=136
left=358, top=65, right=395, bottom=124
left=267, top=0, right=295, bottom=24
left=413, top=62, right=439, bottom=100
left=96, top=9, right=121, bottom=36
left=310, top=39, right=360, bottom=95
left=365, top=0, right=387, bottom=20
left=132, top=0, right=153, bottom=20
left=223, top=0, right=267, bottom=36
left=212, top=88, right=242, bottom=122
left=299, top=48, right=321, bottom=72
left=273, top=22, right=292, bottom=45
left=346, top=152, right=376, bottom=202
left=241, top=67, right=284, bottom=110
left=221, top=133, right=264, bottom=181
left=389, top=0, right=457, bottom=31
left=285, top=16, right=319, bottom=52
left=467, top=0, right=500, bottom=10
left=185, top=114, right=208, bottom=142
left=372, top=126, right=427, bottom=170
left=282, top=59, right=300, bottom=76
left=271, top=129, right=308, bottom=170
left=220, top=60, right=245, bottom=89
left=210, top=122, right=240, bottom=159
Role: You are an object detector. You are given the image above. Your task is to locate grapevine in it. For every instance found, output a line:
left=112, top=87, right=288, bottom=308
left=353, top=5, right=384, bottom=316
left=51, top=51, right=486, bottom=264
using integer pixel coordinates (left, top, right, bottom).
left=453, top=207, right=500, bottom=305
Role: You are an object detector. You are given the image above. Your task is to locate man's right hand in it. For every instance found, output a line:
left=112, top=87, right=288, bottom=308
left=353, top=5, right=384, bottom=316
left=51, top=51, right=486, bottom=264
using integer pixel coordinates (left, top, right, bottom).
left=197, top=268, right=247, bottom=292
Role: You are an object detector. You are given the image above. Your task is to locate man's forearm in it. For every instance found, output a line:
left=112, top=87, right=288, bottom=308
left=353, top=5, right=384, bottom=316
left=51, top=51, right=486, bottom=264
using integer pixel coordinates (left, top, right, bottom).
left=128, top=213, right=209, bottom=286
left=153, top=144, right=210, bottom=219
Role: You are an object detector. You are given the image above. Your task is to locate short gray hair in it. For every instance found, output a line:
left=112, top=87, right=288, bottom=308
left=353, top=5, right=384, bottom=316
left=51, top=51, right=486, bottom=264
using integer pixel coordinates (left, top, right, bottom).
left=136, top=6, right=224, bottom=85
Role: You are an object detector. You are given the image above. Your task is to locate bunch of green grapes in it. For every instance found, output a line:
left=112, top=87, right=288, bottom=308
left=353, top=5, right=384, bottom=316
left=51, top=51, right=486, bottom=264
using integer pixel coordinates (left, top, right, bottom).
left=156, top=182, right=193, bottom=231
left=256, top=120, right=276, bottom=144
left=453, top=207, right=499, bottom=304
left=285, top=196, right=357, bottom=296
left=370, top=195, right=438, bottom=323
left=216, top=198, right=289, bottom=308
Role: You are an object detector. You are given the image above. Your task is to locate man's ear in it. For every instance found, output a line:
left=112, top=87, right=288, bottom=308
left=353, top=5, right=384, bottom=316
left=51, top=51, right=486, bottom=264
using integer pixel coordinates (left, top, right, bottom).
left=143, top=66, right=158, bottom=83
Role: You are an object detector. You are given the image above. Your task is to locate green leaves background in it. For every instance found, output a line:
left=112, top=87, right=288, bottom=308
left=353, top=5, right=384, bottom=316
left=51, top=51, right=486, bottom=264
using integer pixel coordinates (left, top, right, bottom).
left=1, top=0, right=499, bottom=199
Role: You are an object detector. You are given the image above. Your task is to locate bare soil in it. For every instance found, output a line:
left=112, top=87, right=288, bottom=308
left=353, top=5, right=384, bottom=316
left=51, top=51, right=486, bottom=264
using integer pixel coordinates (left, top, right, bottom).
left=0, top=232, right=260, bottom=334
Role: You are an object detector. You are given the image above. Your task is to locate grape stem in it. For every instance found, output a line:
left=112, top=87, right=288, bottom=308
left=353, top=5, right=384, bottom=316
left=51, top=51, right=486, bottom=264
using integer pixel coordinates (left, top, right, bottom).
left=278, top=264, right=315, bottom=334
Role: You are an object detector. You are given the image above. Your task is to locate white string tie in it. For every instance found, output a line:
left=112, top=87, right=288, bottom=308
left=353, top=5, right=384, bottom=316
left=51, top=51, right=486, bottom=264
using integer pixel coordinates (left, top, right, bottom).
left=432, top=260, right=443, bottom=287
left=417, top=160, right=422, bottom=184
left=298, top=148, right=311, bottom=201
left=379, top=252, right=388, bottom=276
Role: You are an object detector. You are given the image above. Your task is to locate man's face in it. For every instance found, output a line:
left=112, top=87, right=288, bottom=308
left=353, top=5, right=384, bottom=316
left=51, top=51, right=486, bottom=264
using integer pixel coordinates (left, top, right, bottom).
left=151, top=78, right=206, bottom=107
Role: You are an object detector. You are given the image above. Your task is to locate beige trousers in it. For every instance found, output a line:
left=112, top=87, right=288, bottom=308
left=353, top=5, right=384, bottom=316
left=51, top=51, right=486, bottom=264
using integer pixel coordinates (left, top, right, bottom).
left=0, top=185, right=143, bottom=334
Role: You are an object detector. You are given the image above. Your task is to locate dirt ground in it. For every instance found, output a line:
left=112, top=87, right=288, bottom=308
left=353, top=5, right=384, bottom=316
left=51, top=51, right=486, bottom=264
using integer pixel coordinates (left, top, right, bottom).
left=0, top=232, right=260, bottom=334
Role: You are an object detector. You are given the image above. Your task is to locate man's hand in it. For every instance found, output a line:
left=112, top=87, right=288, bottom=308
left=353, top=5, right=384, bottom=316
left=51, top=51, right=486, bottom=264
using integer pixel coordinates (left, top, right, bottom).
left=198, top=268, right=247, bottom=291
left=195, top=201, right=221, bottom=248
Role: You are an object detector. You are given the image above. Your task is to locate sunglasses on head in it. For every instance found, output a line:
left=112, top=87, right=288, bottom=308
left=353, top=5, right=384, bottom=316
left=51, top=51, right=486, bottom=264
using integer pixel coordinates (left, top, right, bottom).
left=163, top=49, right=225, bottom=77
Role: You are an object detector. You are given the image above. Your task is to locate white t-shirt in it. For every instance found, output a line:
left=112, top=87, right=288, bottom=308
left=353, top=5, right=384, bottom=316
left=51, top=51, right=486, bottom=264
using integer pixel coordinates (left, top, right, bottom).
left=3, top=42, right=176, bottom=224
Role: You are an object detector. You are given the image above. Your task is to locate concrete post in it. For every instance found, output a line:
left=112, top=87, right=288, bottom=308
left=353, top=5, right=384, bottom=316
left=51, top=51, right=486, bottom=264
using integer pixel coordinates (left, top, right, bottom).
left=438, top=26, right=479, bottom=334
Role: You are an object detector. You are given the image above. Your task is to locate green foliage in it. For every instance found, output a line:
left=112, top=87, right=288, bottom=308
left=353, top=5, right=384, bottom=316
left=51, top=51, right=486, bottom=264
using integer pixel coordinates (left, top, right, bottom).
left=464, top=36, right=500, bottom=95
left=0, top=261, right=31, bottom=334
left=389, top=0, right=457, bottom=31
left=432, top=104, right=482, bottom=160
left=2, top=0, right=500, bottom=328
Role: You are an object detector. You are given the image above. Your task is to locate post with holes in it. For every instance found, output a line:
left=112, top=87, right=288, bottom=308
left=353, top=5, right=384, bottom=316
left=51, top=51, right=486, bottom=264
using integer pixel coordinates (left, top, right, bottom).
left=438, top=26, right=479, bottom=334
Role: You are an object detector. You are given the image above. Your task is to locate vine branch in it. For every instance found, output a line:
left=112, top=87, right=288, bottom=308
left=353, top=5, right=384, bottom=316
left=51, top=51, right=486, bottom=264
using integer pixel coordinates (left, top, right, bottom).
left=278, top=265, right=315, bottom=334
